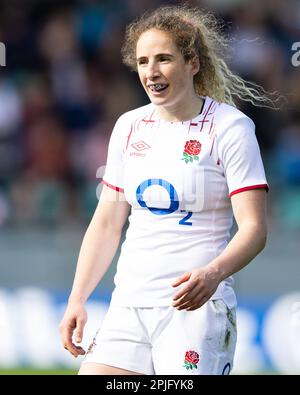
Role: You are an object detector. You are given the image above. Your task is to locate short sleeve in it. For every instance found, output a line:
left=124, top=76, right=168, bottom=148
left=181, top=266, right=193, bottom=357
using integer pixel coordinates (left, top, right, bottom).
left=217, top=116, right=269, bottom=197
left=102, top=114, right=129, bottom=192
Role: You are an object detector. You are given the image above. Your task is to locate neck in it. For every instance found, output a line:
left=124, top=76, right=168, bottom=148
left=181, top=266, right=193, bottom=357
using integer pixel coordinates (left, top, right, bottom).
left=156, top=94, right=204, bottom=122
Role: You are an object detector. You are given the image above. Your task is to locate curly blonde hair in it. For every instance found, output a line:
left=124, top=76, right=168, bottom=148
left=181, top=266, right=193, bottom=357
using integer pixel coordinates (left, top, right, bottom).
left=122, top=5, right=277, bottom=108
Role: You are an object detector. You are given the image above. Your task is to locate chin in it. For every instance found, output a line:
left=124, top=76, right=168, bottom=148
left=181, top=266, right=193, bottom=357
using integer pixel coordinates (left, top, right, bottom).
left=148, top=95, right=169, bottom=106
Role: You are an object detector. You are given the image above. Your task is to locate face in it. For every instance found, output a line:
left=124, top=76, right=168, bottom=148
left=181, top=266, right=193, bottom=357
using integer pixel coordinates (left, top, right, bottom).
left=136, top=29, right=199, bottom=112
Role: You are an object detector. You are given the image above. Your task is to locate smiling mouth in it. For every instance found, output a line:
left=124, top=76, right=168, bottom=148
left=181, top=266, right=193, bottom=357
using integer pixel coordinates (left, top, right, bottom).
left=148, top=83, right=169, bottom=93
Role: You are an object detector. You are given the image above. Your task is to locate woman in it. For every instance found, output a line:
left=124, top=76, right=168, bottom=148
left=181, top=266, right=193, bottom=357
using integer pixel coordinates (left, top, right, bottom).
left=60, top=5, right=269, bottom=375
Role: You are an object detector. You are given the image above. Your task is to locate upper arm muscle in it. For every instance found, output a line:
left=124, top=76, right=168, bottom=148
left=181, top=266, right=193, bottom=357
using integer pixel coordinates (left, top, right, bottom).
left=92, top=185, right=130, bottom=233
left=231, top=189, right=267, bottom=230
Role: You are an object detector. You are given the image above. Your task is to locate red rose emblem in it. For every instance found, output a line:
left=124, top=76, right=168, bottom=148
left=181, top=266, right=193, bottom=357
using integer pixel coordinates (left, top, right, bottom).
left=185, top=350, right=199, bottom=364
left=182, top=140, right=201, bottom=163
left=183, top=350, right=199, bottom=370
left=184, top=140, right=201, bottom=156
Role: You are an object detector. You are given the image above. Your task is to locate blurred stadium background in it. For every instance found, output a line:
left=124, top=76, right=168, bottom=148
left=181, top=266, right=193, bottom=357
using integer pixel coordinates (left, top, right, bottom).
left=0, top=0, right=300, bottom=375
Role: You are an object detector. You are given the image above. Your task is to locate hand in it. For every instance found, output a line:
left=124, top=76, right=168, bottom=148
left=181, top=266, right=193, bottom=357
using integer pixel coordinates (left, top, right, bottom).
left=59, top=302, right=87, bottom=357
left=171, top=266, right=221, bottom=311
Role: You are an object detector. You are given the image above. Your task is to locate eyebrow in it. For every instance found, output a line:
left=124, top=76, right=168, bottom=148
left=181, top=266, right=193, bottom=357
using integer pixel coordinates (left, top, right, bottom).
left=136, top=53, right=174, bottom=62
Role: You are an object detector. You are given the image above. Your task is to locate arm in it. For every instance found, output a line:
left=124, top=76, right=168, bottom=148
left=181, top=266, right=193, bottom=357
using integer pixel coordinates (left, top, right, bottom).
left=59, top=185, right=130, bottom=356
left=172, top=189, right=267, bottom=310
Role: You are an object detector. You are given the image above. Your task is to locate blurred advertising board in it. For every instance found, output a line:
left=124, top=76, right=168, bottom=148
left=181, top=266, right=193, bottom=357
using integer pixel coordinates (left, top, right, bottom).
left=0, top=288, right=299, bottom=374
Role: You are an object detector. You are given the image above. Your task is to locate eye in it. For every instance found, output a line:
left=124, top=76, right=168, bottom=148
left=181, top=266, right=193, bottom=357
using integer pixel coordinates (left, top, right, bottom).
left=158, top=55, right=170, bottom=62
left=137, top=58, right=147, bottom=66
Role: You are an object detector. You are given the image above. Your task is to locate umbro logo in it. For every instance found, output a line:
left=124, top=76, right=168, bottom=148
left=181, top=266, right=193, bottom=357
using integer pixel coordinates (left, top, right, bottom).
left=131, top=141, right=151, bottom=151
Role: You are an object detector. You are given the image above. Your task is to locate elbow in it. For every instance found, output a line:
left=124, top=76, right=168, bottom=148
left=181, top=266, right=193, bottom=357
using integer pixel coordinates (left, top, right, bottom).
left=241, top=222, right=267, bottom=253
left=259, top=231, right=267, bottom=252
left=89, top=218, right=123, bottom=240
left=257, top=225, right=267, bottom=253
left=101, top=222, right=123, bottom=238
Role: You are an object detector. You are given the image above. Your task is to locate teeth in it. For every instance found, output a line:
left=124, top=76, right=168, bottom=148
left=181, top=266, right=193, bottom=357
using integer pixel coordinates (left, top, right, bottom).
left=149, top=84, right=168, bottom=92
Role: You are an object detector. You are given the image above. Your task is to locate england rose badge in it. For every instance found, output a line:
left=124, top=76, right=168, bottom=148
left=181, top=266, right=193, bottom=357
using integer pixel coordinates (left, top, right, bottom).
left=182, top=140, right=201, bottom=163
left=183, top=350, right=199, bottom=370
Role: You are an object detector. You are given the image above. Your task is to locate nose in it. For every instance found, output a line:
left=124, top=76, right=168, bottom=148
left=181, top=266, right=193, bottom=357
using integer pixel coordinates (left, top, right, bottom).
left=145, top=61, right=160, bottom=80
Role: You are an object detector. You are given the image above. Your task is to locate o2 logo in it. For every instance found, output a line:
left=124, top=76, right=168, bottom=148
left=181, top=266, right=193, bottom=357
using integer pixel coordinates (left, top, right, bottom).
left=136, top=178, right=193, bottom=225
left=291, top=42, right=300, bottom=67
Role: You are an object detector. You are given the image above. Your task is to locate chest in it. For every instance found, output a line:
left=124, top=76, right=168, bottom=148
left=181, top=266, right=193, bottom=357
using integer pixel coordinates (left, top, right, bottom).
left=123, top=121, right=223, bottom=211
left=127, top=119, right=216, bottom=163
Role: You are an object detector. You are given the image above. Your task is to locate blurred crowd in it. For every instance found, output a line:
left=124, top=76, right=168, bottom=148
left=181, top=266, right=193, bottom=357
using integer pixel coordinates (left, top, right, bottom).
left=0, top=0, right=299, bottom=228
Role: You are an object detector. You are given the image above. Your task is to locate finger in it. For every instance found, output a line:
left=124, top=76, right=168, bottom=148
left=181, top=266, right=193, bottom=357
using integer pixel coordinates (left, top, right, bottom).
left=60, top=318, right=75, bottom=341
left=64, top=343, right=79, bottom=358
left=61, top=328, right=73, bottom=349
left=60, top=326, right=73, bottom=350
left=172, top=286, right=201, bottom=307
left=171, top=272, right=191, bottom=287
left=75, top=318, right=86, bottom=343
left=63, top=342, right=76, bottom=356
left=186, top=305, right=198, bottom=311
left=174, top=293, right=206, bottom=310
left=64, top=342, right=86, bottom=357
left=172, top=279, right=197, bottom=301
left=60, top=322, right=83, bottom=356
left=73, top=345, right=86, bottom=355
left=185, top=296, right=209, bottom=311
left=186, top=302, right=204, bottom=311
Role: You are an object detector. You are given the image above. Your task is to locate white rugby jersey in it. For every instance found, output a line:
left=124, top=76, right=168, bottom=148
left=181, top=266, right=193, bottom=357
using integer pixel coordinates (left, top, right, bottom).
left=102, top=97, right=268, bottom=308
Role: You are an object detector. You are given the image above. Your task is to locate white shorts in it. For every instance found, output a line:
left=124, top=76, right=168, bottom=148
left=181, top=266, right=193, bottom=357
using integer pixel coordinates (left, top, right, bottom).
left=82, top=300, right=237, bottom=375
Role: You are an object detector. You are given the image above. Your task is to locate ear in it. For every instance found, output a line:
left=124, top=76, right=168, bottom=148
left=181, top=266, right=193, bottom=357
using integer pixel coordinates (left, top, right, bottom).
left=190, top=56, right=200, bottom=76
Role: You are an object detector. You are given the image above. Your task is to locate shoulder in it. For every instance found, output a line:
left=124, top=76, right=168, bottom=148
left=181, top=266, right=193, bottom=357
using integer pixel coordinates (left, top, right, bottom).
left=213, top=100, right=255, bottom=135
left=115, top=103, right=155, bottom=125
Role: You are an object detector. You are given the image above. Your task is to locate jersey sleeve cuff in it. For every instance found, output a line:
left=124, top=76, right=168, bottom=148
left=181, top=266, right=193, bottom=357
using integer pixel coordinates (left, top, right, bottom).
left=102, top=179, right=124, bottom=193
left=229, top=184, right=269, bottom=198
